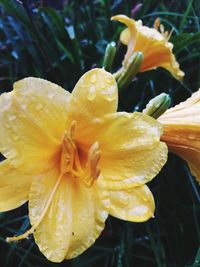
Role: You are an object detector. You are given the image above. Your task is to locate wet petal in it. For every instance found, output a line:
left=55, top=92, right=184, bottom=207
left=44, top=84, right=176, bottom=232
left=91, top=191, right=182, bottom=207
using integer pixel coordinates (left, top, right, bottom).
left=13, top=77, right=71, bottom=141
left=0, top=78, right=70, bottom=173
left=0, top=160, right=31, bottom=212
left=72, top=68, right=118, bottom=117
left=29, top=170, right=109, bottom=262
left=159, top=89, right=200, bottom=184
left=112, top=15, right=184, bottom=80
left=120, top=28, right=131, bottom=45
left=166, top=143, right=200, bottom=184
left=160, top=124, right=200, bottom=184
left=77, top=112, right=167, bottom=189
left=109, top=185, right=155, bottom=222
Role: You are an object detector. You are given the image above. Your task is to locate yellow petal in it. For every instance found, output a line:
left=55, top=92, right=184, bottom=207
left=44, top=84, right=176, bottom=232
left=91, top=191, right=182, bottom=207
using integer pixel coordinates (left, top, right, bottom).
left=14, top=77, right=71, bottom=141
left=72, top=68, right=118, bottom=117
left=109, top=185, right=155, bottom=222
left=120, top=28, right=131, bottom=45
left=99, top=112, right=167, bottom=189
left=76, top=112, right=167, bottom=189
left=0, top=78, right=71, bottom=173
left=0, top=160, right=30, bottom=212
left=159, top=89, right=200, bottom=122
left=29, top=169, right=109, bottom=262
left=159, top=89, right=200, bottom=184
left=167, top=143, right=200, bottom=184
left=112, top=15, right=184, bottom=80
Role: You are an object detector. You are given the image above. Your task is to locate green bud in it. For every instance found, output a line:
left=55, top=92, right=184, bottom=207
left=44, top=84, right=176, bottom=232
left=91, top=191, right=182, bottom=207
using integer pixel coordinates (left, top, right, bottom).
left=143, top=93, right=171, bottom=119
left=116, top=51, right=144, bottom=90
left=102, top=42, right=116, bottom=71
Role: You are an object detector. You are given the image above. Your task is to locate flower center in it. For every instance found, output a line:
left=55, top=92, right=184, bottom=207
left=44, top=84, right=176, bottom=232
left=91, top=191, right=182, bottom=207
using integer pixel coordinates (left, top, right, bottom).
left=6, top=121, right=101, bottom=244
left=60, top=120, right=101, bottom=187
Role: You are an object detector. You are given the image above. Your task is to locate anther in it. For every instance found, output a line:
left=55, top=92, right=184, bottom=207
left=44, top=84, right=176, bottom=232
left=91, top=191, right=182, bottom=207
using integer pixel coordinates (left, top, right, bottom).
left=68, top=120, right=77, bottom=141
left=154, top=18, right=160, bottom=30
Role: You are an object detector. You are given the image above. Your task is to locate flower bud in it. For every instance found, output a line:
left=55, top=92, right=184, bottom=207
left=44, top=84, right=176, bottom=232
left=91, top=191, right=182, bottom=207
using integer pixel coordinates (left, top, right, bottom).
left=116, top=51, right=143, bottom=90
left=143, top=93, right=171, bottom=119
left=102, top=41, right=116, bottom=71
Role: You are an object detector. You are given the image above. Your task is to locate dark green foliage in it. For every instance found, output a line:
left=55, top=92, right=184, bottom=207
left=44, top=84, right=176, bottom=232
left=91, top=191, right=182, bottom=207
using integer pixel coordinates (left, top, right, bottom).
left=0, top=0, right=200, bottom=266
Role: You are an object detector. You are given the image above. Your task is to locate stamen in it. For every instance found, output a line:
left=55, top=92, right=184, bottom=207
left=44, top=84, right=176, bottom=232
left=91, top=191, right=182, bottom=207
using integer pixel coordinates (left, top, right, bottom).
left=60, top=120, right=77, bottom=174
left=167, top=28, right=174, bottom=41
left=83, top=142, right=101, bottom=186
left=74, top=147, right=84, bottom=173
left=160, top=24, right=165, bottom=34
left=61, top=134, right=75, bottom=174
left=6, top=174, right=63, bottom=243
left=154, top=18, right=160, bottom=30
left=68, top=120, right=77, bottom=141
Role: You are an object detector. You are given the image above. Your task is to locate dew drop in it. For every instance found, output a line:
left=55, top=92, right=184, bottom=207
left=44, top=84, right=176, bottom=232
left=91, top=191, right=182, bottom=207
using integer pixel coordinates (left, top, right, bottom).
left=35, top=103, right=43, bottom=111
left=173, top=136, right=180, bottom=141
left=100, top=83, right=105, bottom=89
left=19, top=87, right=32, bottom=95
left=102, top=85, right=116, bottom=101
left=90, top=73, right=97, bottom=84
left=93, top=118, right=103, bottom=124
left=12, top=135, right=19, bottom=141
left=130, top=205, right=148, bottom=216
left=106, top=77, right=113, bottom=84
left=47, top=90, right=56, bottom=99
left=21, top=104, right=27, bottom=110
left=112, top=191, right=129, bottom=207
left=118, top=192, right=129, bottom=206
left=5, top=124, right=10, bottom=129
left=87, top=85, right=96, bottom=100
left=8, top=114, right=16, bottom=121
left=188, top=134, right=196, bottom=140
left=134, top=105, right=140, bottom=111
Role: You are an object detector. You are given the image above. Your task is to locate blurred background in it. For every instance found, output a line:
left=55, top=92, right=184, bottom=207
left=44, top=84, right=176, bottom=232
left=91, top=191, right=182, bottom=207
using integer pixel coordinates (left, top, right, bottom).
left=0, top=0, right=200, bottom=266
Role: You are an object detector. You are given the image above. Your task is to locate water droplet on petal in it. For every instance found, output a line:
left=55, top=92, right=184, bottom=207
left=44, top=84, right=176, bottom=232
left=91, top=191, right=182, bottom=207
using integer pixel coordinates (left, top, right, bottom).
left=188, top=134, right=195, bottom=140
left=87, top=86, right=96, bottom=100
left=112, top=191, right=129, bottom=207
left=100, top=83, right=105, bottom=89
left=130, top=205, right=148, bottom=216
left=8, top=114, right=16, bottom=121
left=173, top=136, right=180, bottom=141
left=19, top=87, right=32, bottom=95
left=35, top=103, right=43, bottom=111
left=21, top=104, right=27, bottom=110
left=106, top=77, right=113, bottom=84
left=12, top=134, right=19, bottom=141
left=102, top=85, right=116, bottom=101
left=90, top=73, right=97, bottom=84
left=47, top=90, right=57, bottom=99
left=118, top=192, right=129, bottom=205
left=93, top=118, right=103, bottom=124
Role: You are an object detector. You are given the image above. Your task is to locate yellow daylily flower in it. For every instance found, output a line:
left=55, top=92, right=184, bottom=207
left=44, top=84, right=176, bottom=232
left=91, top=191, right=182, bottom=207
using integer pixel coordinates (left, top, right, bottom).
left=0, top=68, right=167, bottom=262
left=111, top=15, right=184, bottom=80
left=159, top=89, right=200, bottom=184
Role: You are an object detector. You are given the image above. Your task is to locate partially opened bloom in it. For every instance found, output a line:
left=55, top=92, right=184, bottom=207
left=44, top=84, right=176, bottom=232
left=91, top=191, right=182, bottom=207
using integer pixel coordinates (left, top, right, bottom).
left=111, top=15, right=184, bottom=80
left=0, top=68, right=167, bottom=262
left=159, top=89, right=200, bottom=184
